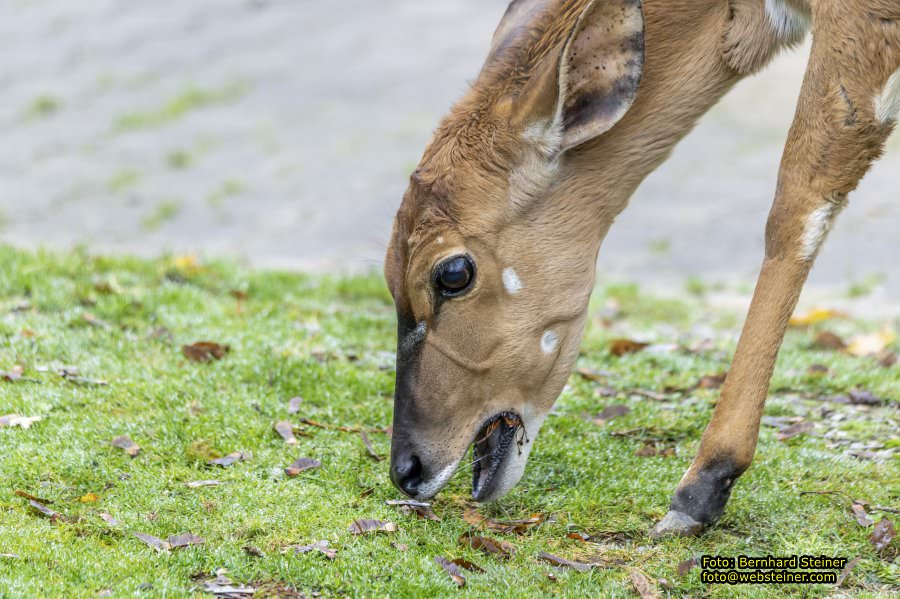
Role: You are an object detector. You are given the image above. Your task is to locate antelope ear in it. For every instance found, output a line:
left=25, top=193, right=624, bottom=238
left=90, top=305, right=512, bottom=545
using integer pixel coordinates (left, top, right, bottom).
left=515, top=0, right=645, bottom=154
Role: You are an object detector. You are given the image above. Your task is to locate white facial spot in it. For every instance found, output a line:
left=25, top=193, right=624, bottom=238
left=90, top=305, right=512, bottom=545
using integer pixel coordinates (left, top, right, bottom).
left=502, top=268, right=522, bottom=295
left=875, top=68, right=900, bottom=124
left=541, top=330, right=559, bottom=355
left=765, top=0, right=810, bottom=43
left=436, top=236, right=445, bottom=244
left=799, top=197, right=846, bottom=262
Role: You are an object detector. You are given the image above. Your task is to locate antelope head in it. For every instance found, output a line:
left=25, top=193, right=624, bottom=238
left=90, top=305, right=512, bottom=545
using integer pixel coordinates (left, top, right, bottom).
left=385, top=0, right=645, bottom=501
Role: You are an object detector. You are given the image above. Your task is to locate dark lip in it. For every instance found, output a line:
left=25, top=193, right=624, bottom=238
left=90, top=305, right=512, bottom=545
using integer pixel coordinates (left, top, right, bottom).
left=471, top=411, right=523, bottom=501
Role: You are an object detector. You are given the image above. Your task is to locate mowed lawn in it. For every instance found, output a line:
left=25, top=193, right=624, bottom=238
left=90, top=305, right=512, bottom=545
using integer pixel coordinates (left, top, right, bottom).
left=0, top=247, right=896, bottom=598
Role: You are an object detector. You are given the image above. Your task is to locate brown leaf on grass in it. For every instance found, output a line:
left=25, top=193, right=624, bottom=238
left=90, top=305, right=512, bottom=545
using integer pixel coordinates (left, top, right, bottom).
left=182, top=341, right=230, bottom=363
left=635, top=442, right=676, bottom=457
left=812, top=331, right=847, bottom=351
left=28, top=499, right=63, bottom=522
left=458, top=533, right=515, bottom=559
left=869, top=518, right=895, bottom=553
left=79, top=493, right=100, bottom=503
left=434, top=556, right=466, bottom=587
left=876, top=350, right=897, bottom=367
left=851, top=503, right=874, bottom=527
left=287, top=396, right=303, bottom=414
left=630, top=569, right=659, bottom=599
left=776, top=421, right=813, bottom=441
left=82, top=311, right=111, bottom=329
left=185, top=480, right=223, bottom=489
left=111, top=435, right=140, bottom=457
left=274, top=421, right=297, bottom=446
left=835, top=557, right=860, bottom=587
left=134, top=532, right=170, bottom=551
left=462, top=507, right=544, bottom=534
left=209, top=452, right=245, bottom=467
left=450, top=558, right=484, bottom=573
left=1, top=365, right=24, bottom=382
left=0, top=414, right=42, bottom=429
left=695, top=372, right=727, bottom=390
left=349, top=519, right=397, bottom=535
left=575, top=367, right=613, bottom=383
left=244, top=545, right=263, bottom=557
left=15, top=490, right=52, bottom=504
left=291, top=540, right=337, bottom=560
left=59, top=367, right=108, bottom=386
left=201, top=572, right=256, bottom=598
left=391, top=541, right=409, bottom=552
left=360, top=431, right=383, bottom=462
left=99, top=512, right=119, bottom=526
left=386, top=499, right=440, bottom=521
left=537, top=551, right=596, bottom=572
left=168, top=533, right=205, bottom=548
left=284, top=457, right=321, bottom=477
left=807, top=363, right=829, bottom=376
left=677, top=557, right=699, bottom=577
left=609, top=338, right=649, bottom=357
left=847, top=389, right=884, bottom=406
left=567, top=531, right=591, bottom=542
left=627, top=388, right=669, bottom=402
left=592, top=405, right=630, bottom=425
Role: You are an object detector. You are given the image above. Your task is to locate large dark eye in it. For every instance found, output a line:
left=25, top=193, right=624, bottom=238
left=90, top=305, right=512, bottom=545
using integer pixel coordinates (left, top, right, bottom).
left=434, top=255, right=475, bottom=297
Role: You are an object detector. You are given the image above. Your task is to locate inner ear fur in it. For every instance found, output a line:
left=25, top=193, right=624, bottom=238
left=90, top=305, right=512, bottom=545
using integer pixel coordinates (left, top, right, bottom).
left=513, top=0, right=645, bottom=154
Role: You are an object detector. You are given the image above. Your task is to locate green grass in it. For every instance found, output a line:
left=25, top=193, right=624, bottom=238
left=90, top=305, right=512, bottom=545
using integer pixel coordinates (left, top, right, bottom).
left=0, top=247, right=897, bottom=597
left=24, top=95, right=61, bottom=120
left=141, top=200, right=183, bottom=232
left=114, top=84, right=247, bottom=132
left=107, top=169, right=142, bottom=193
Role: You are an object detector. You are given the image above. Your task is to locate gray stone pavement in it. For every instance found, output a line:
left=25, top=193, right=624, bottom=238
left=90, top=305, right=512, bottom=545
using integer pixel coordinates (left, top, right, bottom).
left=1, top=0, right=898, bottom=303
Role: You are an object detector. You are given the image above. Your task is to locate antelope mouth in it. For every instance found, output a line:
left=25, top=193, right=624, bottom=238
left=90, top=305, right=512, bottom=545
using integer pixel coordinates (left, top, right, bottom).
left=472, top=411, right=524, bottom=501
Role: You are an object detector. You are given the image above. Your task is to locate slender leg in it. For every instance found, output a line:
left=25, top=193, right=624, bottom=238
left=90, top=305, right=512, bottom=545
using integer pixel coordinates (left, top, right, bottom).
left=653, top=2, right=900, bottom=537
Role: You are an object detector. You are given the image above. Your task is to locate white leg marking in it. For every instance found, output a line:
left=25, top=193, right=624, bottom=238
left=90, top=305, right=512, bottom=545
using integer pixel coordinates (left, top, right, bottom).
left=765, top=0, right=811, bottom=43
left=502, top=268, right=522, bottom=295
left=875, top=68, right=900, bottom=124
left=540, top=330, right=559, bottom=355
left=799, top=198, right=845, bottom=262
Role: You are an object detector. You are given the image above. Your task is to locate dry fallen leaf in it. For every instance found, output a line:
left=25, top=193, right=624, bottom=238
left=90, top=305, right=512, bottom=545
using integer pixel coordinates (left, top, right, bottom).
left=776, top=421, right=813, bottom=441
left=284, top=457, right=321, bottom=477
left=209, top=452, right=245, bottom=467
left=807, top=363, right=830, bottom=376
left=99, top=512, right=119, bottom=526
left=695, top=372, right=727, bottom=390
left=789, top=307, right=845, bottom=327
left=537, top=551, right=595, bottom=572
left=201, top=572, right=256, bottom=599
left=458, top=533, right=515, bottom=560
left=0, top=414, right=42, bottom=429
left=134, top=532, right=170, bottom=551
left=1, top=365, right=24, bottom=382
left=434, top=556, right=466, bottom=587
left=677, top=557, right=699, bottom=577
left=846, top=329, right=895, bottom=357
left=386, top=499, right=440, bottom=521
left=869, top=518, right=895, bottom=553
left=168, top=533, right=205, bottom=549
left=575, top=367, right=613, bottom=383
left=360, top=431, right=383, bottom=461
left=287, top=396, right=303, bottom=414
left=15, top=490, right=52, bottom=503
left=851, top=503, right=874, bottom=527
left=450, top=558, right=484, bottom=573
left=635, top=442, right=676, bottom=457
left=812, top=331, right=847, bottom=351
left=185, top=480, right=223, bottom=489
left=630, top=569, right=659, bottom=599
left=28, top=499, right=64, bottom=522
left=834, top=556, right=860, bottom=587
left=291, top=540, right=337, bottom=560
left=349, top=519, right=397, bottom=535
left=111, top=435, right=140, bottom=457
left=462, top=507, right=544, bottom=534
left=609, top=338, right=650, bottom=357
left=182, top=341, right=230, bottom=363
left=274, top=421, right=297, bottom=446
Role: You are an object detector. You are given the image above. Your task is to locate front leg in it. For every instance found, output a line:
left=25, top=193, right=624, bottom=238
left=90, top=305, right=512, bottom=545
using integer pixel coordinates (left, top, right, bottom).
left=653, top=2, right=900, bottom=537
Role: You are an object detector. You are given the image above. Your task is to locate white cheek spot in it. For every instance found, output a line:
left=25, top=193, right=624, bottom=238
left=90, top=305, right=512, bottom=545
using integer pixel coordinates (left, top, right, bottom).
left=436, top=236, right=445, bottom=244
left=540, top=330, right=559, bottom=355
left=502, top=268, right=522, bottom=295
left=765, top=0, right=810, bottom=43
left=875, top=68, right=900, bottom=124
left=798, top=198, right=846, bottom=262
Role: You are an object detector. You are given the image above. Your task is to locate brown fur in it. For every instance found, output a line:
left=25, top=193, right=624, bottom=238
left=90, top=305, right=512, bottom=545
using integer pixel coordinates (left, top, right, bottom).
left=385, top=0, right=900, bottom=530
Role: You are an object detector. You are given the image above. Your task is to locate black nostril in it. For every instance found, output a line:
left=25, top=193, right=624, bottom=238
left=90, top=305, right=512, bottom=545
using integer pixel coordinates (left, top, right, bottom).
left=391, top=453, right=423, bottom=497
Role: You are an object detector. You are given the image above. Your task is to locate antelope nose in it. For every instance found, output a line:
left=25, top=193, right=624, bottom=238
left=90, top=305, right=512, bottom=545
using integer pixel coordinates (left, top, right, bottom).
left=390, top=452, right=423, bottom=497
